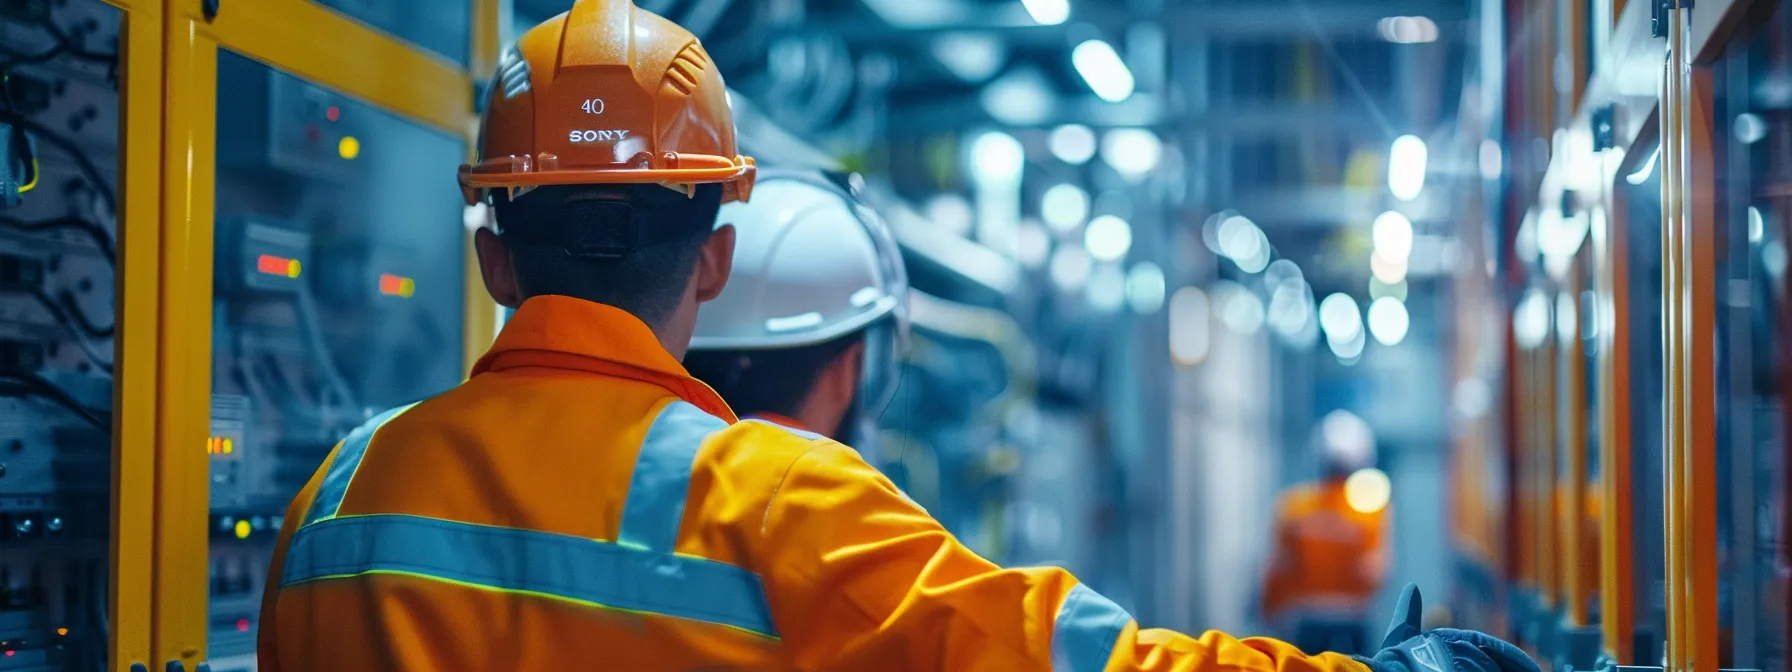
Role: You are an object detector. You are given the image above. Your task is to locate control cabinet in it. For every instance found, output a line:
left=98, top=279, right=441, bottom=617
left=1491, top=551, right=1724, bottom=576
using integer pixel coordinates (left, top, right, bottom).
left=0, top=0, right=121, bottom=668
left=203, top=51, right=468, bottom=670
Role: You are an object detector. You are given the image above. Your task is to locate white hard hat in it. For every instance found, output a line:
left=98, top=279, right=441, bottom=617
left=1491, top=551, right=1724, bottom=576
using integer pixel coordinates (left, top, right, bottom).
left=1313, top=409, right=1377, bottom=475
left=690, top=170, right=910, bottom=409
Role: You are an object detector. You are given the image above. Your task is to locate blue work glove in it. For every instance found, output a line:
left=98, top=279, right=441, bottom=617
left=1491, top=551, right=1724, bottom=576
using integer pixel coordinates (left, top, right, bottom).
left=1354, top=584, right=1541, bottom=672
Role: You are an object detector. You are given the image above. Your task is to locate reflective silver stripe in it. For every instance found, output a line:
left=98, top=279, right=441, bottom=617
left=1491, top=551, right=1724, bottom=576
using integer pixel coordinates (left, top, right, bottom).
left=301, top=403, right=418, bottom=527
left=281, top=513, right=779, bottom=638
left=742, top=417, right=824, bottom=440
left=1052, top=583, right=1133, bottom=672
left=617, top=401, right=728, bottom=552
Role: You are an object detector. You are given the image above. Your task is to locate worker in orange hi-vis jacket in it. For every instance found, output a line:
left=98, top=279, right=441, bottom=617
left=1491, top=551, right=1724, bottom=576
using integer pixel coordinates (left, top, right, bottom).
left=1261, top=410, right=1393, bottom=656
left=255, top=2, right=1538, bottom=670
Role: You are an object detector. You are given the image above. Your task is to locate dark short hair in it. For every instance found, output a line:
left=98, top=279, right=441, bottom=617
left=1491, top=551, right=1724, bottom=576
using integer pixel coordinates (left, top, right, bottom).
left=683, top=332, right=863, bottom=420
left=493, top=183, right=723, bottom=327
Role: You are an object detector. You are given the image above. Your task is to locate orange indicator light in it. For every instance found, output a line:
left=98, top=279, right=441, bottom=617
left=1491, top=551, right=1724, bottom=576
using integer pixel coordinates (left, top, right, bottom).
left=378, top=273, right=417, bottom=298
left=256, top=254, right=301, bottom=279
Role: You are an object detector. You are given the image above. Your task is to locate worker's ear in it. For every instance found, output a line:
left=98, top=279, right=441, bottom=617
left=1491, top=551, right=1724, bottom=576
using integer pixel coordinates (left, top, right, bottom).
left=474, top=227, right=523, bottom=309
left=820, top=340, right=865, bottom=410
left=694, top=224, right=735, bottom=304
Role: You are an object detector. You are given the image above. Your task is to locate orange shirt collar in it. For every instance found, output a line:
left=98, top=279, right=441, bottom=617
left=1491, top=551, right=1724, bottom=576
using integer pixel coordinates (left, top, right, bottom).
left=472, top=295, right=737, bottom=422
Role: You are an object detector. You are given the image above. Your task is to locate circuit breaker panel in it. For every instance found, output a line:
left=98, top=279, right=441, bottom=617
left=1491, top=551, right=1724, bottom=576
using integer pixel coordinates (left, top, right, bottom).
left=0, top=0, right=120, bottom=668
left=204, top=51, right=466, bottom=670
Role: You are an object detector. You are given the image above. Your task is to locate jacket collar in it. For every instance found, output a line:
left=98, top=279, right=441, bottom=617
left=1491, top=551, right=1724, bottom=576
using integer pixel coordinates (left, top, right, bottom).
left=472, top=295, right=736, bottom=422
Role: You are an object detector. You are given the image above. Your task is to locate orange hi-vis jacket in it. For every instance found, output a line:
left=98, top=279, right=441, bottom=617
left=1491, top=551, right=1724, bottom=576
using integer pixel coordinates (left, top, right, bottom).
left=1260, top=481, right=1390, bottom=622
left=258, top=295, right=1373, bottom=671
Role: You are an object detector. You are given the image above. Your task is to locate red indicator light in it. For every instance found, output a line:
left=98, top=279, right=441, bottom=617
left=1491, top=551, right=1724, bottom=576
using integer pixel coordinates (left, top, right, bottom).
left=236, top=618, right=251, bottom=633
left=326, top=106, right=341, bottom=122
left=257, top=254, right=301, bottom=279
left=306, top=125, right=320, bottom=143
left=378, top=273, right=416, bottom=298
left=6, top=651, right=15, bottom=657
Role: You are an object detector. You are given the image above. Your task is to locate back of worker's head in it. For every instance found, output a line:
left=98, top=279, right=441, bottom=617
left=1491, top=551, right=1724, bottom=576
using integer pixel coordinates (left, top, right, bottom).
left=1313, top=409, right=1377, bottom=480
left=460, top=0, right=756, bottom=348
left=682, top=172, right=909, bottom=442
left=476, top=184, right=731, bottom=338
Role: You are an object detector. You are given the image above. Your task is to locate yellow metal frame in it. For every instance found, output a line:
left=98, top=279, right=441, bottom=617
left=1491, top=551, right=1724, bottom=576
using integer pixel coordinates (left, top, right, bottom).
left=465, top=0, right=501, bottom=374
left=146, top=1, right=494, bottom=668
left=100, top=0, right=164, bottom=668
left=1660, top=6, right=1720, bottom=668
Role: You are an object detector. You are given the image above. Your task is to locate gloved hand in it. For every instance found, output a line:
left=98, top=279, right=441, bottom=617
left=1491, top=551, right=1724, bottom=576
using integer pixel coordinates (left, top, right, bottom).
left=1354, top=584, right=1541, bottom=672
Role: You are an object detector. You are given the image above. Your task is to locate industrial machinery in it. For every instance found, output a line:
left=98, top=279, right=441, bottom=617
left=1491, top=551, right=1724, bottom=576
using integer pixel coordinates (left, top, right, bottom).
left=201, top=46, right=469, bottom=672
left=0, top=0, right=121, bottom=667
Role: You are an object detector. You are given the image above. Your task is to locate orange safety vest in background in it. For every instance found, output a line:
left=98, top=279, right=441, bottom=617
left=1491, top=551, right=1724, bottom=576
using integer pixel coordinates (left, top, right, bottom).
left=1261, top=482, right=1390, bottom=622
left=258, top=295, right=1371, bottom=672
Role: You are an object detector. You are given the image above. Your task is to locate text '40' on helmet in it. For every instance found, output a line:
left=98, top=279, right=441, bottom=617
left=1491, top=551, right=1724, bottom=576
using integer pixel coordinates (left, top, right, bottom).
left=689, top=170, right=911, bottom=412
left=459, top=0, right=756, bottom=206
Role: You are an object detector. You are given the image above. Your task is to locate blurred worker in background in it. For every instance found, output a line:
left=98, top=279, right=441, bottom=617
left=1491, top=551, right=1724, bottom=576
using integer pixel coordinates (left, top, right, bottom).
left=258, top=2, right=1535, bottom=671
left=1260, top=409, right=1393, bottom=656
left=683, top=170, right=906, bottom=449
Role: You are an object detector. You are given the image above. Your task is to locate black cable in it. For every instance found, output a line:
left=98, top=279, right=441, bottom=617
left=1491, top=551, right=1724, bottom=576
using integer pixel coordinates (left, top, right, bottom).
left=0, top=372, right=109, bottom=430
left=38, top=20, right=118, bottom=65
left=56, top=289, right=111, bottom=337
left=26, top=287, right=114, bottom=373
left=0, top=114, right=115, bottom=212
left=0, top=215, right=116, bottom=265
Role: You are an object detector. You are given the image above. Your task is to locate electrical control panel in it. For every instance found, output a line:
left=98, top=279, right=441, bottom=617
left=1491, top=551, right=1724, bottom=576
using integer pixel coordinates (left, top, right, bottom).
left=0, top=0, right=122, bottom=668
left=205, top=51, right=467, bottom=669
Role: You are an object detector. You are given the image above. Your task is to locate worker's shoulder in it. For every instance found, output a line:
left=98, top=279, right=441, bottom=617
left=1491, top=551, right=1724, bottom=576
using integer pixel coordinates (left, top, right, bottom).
left=703, top=419, right=834, bottom=464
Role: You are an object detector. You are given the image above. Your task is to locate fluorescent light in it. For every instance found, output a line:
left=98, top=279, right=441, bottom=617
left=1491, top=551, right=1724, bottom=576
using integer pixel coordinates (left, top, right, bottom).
left=1345, top=468, right=1392, bottom=514
left=1479, top=139, right=1503, bottom=179
left=1016, top=221, right=1052, bottom=268
left=926, top=194, right=975, bottom=237
left=1100, top=128, right=1162, bottom=180
left=1319, top=293, right=1363, bottom=344
left=933, top=33, right=1006, bottom=82
left=1084, top=214, right=1133, bottom=261
left=1371, top=252, right=1409, bottom=284
left=1217, top=284, right=1265, bottom=335
left=1049, top=246, right=1093, bottom=290
left=1169, top=287, right=1211, bottom=366
left=1367, top=297, right=1410, bottom=346
left=1513, top=290, right=1551, bottom=349
left=1555, top=292, right=1578, bottom=343
left=1072, top=39, right=1135, bottom=103
left=1267, top=279, right=1313, bottom=340
left=1050, top=124, right=1098, bottom=165
left=1389, top=134, right=1428, bottom=201
left=1126, top=262, right=1166, bottom=314
left=1377, top=16, right=1438, bottom=44
left=1041, top=183, right=1090, bottom=232
left=1627, top=145, right=1660, bottom=184
left=1020, top=0, right=1069, bottom=25
left=1087, top=264, right=1127, bottom=312
left=980, top=68, right=1054, bottom=126
left=1372, top=211, right=1415, bottom=262
left=970, top=131, right=1026, bottom=186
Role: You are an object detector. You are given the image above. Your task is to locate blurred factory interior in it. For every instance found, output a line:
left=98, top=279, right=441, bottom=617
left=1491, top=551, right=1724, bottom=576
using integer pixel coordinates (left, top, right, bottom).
left=0, top=0, right=1787, bottom=669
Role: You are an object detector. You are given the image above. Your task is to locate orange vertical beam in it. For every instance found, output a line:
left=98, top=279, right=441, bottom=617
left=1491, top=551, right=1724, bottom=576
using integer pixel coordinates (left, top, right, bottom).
left=152, top=6, right=216, bottom=669
left=463, top=0, right=499, bottom=374
left=1539, top=333, right=1560, bottom=610
left=1595, top=156, right=1636, bottom=664
left=1562, top=264, right=1590, bottom=627
left=109, top=0, right=164, bottom=669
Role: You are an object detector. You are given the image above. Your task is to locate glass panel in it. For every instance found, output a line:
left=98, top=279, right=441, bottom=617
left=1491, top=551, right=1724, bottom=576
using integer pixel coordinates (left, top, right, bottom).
left=1621, top=159, right=1668, bottom=664
left=206, top=51, right=466, bottom=668
left=1715, top=8, right=1791, bottom=670
left=0, top=0, right=121, bottom=667
left=312, top=0, right=469, bottom=68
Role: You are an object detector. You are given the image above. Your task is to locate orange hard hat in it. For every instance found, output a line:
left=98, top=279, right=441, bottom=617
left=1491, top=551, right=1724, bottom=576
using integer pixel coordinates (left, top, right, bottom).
left=459, top=0, right=755, bottom=206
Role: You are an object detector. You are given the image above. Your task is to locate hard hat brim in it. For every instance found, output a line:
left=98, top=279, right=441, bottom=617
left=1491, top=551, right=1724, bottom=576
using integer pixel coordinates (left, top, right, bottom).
left=458, top=154, right=757, bottom=205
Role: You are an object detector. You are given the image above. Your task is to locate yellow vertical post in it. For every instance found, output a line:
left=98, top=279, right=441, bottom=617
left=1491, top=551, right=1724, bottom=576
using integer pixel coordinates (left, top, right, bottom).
left=463, top=0, right=501, bottom=375
left=108, top=0, right=164, bottom=668
left=1539, top=332, right=1560, bottom=611
left=1679, top=62, right=1720, bottom=672
left=1595, top=154, right=1636, bottom=664
left=152, top=5, right=217, bottom=669
left=1658, top=31, right=1685, bottom=672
